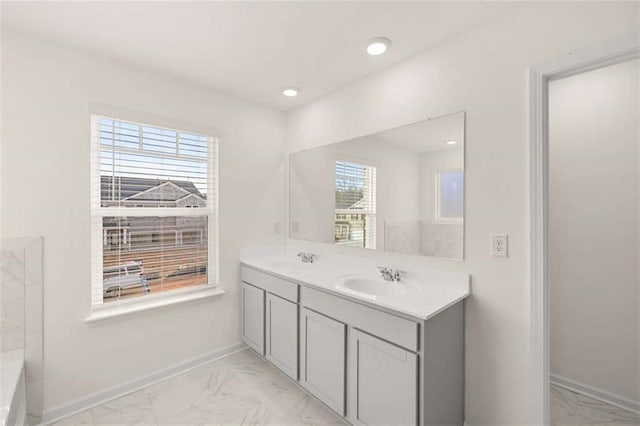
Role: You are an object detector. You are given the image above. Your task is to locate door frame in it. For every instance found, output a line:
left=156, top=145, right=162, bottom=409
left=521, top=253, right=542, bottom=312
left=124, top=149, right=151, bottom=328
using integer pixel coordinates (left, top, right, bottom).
left=528, top=34, right=639, bottom=425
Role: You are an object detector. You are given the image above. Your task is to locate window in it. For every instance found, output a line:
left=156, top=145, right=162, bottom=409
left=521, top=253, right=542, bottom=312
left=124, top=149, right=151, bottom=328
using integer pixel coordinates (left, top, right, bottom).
left=334, top=224, right=349, bottom=241
left=334, top=160, right=376, bottom=249
left=181, top=229, right=201, bottom=245
left=435, top=169, right=464, bottom=223
left=91, top=115, right=218, bottom=307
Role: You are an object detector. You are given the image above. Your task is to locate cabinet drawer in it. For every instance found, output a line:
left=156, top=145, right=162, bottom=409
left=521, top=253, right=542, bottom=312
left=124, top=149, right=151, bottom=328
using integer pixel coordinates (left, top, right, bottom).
left=301, top=286, right=419, bottom=352
left=241, top=266, right=299, bottom=303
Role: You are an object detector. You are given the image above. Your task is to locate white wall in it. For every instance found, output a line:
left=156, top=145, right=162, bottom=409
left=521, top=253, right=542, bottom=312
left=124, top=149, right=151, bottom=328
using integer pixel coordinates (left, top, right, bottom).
left=289, top=145, right=336, bottom=243
left=1, top=29, right=286, bottom=411
left=340, top=136, right=421, bottom=251
left=286, top=2, right=640, bottom=424
left=549, top=59, right=640, bottom=402
left=419, top=148, right=464, bottom=259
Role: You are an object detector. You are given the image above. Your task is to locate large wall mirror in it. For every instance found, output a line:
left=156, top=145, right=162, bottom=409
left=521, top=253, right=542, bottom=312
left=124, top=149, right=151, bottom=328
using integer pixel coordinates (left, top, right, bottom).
left=289, top=111, right=465, bottom=260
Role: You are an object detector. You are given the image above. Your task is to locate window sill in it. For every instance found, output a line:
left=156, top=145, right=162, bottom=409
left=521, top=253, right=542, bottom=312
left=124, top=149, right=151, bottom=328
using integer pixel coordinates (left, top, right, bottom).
left=85, top=286, right=225, bottom=326
left=432, top=219, right=464, bottom=225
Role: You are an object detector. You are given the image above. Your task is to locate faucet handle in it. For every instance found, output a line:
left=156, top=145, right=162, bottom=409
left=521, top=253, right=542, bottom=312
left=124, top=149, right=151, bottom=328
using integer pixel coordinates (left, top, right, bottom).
left=377, top=266, right=391, bottom=276
left=297, top=252, right=316, bottom=263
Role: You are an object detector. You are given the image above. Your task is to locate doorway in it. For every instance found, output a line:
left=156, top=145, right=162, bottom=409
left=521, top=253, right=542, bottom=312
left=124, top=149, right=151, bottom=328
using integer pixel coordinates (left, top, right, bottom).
left=548, top=58, right=639, bottom=424
left=529, top=36, right=640, bottom=425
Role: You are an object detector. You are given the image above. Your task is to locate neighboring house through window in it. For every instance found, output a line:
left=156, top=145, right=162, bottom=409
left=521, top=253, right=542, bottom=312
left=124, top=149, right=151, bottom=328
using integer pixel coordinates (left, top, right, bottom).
left=334, top=160, right=377, bottom=249
left=91, top=115, right=218, bottom=306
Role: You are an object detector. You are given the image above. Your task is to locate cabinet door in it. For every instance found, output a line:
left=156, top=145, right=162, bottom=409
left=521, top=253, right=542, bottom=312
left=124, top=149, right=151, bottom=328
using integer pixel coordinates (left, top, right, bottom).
left=266, top=293, right=298, bottom=379
left=241, top=282, right=265, bottom=354
left=349, top=329, right=418, bottom=426
left=300, top=307, right=346, bottom=416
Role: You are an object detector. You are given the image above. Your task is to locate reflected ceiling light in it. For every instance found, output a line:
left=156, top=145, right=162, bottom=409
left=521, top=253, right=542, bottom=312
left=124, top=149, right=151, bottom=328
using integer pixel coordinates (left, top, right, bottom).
left=446, top=140, right=457, bottom=145
left=366, top=37, right=392, bottom=56
left=282, top=86, right=301, bottom=97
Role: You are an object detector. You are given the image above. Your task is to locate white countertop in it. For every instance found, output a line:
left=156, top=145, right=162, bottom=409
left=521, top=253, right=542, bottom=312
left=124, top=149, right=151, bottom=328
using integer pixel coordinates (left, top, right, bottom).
left=239, top=246, right=470, bottom=320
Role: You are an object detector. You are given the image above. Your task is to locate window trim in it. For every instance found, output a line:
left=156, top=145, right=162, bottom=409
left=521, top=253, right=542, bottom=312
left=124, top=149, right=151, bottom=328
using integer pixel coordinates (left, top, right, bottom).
left=85, top=285, right=225, bottom=326
left=89, top=110, right=221, bottom=317
left=434, top=168, right=464, bottom=225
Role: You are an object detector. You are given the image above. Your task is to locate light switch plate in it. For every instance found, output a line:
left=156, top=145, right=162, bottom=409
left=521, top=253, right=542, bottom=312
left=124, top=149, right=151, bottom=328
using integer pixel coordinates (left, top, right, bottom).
left=491, top=234, right=508, bottom=257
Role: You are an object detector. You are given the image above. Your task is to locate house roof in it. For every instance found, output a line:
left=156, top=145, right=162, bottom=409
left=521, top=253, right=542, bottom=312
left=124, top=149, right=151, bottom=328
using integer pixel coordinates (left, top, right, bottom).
left=101, top=176, right=205, bottom=202
left=335, top=188, right=365, bottom=210
left=175, top=193, right=206, bottom=203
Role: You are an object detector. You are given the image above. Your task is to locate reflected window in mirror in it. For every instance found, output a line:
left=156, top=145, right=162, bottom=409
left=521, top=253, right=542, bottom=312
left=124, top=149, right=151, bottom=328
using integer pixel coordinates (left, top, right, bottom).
left=334, top=160, right=377, bottom=249
left=435, top=169, right=464, bottom=223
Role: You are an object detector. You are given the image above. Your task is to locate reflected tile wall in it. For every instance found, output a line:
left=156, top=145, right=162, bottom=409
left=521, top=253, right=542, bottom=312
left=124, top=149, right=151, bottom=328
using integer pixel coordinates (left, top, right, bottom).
left=384, top=222, right=421, bottom=255
left=384, top=221, right=463, bottom=259
left=420, top=223, right=463, bottom=259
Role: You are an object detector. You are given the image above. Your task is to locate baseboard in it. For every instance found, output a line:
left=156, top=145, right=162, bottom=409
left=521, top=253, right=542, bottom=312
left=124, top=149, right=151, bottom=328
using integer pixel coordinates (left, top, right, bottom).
left=41, top=342, right=247, bottom=425
left=550, top=373, right=640, bottom=415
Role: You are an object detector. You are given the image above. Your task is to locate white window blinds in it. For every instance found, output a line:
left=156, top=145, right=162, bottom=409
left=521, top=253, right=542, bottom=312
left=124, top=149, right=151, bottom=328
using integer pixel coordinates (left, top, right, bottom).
left=90, top=115, right=218, bottom=307
left=334, top=160, right=377, bottom=249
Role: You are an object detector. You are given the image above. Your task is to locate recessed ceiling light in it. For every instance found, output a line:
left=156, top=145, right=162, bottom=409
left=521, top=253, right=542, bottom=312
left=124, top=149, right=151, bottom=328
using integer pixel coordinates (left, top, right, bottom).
left=366, top=37, right=392, bottom=56
left=446, top=140, right=457, bottom=145
left=282, top=86, right=300, bottom=97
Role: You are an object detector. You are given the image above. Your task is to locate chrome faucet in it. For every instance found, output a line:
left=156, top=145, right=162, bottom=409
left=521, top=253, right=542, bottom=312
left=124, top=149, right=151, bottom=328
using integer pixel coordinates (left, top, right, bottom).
left=297, top=252, right=316, bottom=263
left=377, top=266, right=404, bottom=282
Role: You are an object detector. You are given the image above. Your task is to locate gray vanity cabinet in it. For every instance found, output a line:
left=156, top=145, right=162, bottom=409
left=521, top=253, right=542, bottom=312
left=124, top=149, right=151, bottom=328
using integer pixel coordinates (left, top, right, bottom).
left=265, top=293, right=298, bottom=380
left=241, top=282, right=265, bottom=354
left=349, top=329, right=418, bottom=426
left=299, top=307, right=347, bottom=416
left=240, top=265, right=465, bottom=426
left=241, top=267, right=300, bottom=378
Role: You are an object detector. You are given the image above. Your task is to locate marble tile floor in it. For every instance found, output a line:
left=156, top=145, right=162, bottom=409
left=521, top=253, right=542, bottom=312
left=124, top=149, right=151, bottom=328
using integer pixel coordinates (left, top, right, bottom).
left=51, top=349, right=347, bottom=426
left=48, top=350, right=640, bottom=426
left=552, top=384, right=640, bottom=426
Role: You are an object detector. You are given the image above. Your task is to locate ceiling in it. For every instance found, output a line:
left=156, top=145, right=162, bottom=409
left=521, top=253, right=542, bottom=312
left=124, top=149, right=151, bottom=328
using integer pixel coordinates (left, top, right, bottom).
left=375, top=111, right=465, bottom=154
left=2, top=1, right=524, bottom=111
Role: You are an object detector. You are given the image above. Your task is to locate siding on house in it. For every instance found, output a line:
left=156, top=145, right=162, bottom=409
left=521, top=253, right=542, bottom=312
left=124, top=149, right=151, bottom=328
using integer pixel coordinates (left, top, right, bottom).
left=101, top=176, right=207, bottom=252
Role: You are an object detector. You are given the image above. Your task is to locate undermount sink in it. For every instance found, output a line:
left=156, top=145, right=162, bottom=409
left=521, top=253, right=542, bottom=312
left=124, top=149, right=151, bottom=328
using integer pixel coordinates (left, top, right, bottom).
left=334, top=275, right=411, bottom=300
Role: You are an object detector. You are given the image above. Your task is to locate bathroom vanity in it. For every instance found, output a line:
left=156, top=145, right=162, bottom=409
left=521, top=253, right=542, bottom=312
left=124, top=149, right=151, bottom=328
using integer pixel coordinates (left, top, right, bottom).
left=240, top=246, right=470, bottom=426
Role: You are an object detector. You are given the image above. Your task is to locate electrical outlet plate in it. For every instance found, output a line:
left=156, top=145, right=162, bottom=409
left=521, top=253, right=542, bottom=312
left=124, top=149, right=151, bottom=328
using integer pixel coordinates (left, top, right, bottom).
left=491, top=234, right=508, bottom=257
